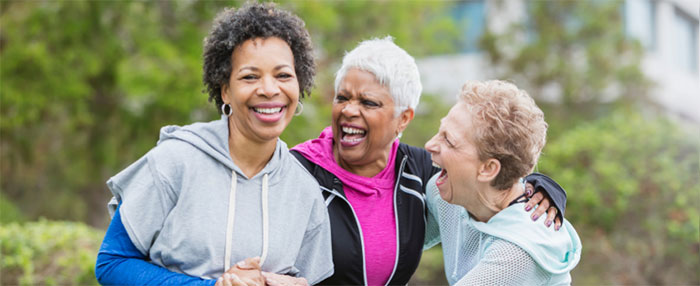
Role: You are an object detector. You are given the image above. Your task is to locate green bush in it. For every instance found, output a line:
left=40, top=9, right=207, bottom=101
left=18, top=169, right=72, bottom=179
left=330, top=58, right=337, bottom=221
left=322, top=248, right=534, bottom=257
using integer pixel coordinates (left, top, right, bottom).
left=538, top=109, right=700, bottom=285
left=409, top=246, right=448, bottom=285
left=0, top=219, right=104, bottom=285
left=0, top=192, right=24, bottom=224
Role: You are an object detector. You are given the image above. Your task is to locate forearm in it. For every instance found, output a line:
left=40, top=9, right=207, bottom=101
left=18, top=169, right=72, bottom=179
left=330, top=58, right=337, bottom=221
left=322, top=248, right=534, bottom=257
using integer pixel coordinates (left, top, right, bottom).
left=95, top=252, right=215, bottom=286
left=95, top=205, right=215, bottom=286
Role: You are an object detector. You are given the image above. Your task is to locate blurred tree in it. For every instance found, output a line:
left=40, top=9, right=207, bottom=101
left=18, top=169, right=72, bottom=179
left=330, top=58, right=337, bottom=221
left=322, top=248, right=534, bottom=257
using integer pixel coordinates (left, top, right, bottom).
left=1, top=1, right=457, bottom=283
left=0, top=0, right=457, bottom=227
left=539, top=108, right=699, bottom=285
left=1, top=0, right=224, bottom=226
left=478, top=1, right=698, bottom=284
left=281, top=0, right=458, bottom=145
left=479, top=0, right=652, bottom=133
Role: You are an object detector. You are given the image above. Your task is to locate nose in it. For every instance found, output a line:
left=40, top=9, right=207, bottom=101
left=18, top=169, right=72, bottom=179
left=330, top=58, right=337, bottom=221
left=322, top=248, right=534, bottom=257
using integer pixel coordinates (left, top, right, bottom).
left=425, top=134, right=439, bottom=154
left=258, top=76, right=281, bottom=98
left=340, top=101, right=360, bottom=117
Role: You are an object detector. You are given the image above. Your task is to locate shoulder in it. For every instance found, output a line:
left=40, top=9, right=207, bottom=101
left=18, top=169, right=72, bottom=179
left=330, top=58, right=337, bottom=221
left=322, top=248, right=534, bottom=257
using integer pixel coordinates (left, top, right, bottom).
left=151, top=138, right=198, bottom=158
left=146, top=140, right=198, bottom=175
left=471, top=206, right=582, bottom=275
left=289, top=149, right=336, bottom=188
left=470, top=206, right=557, bottom=249
left=481, top=236, right=533, bottom=261
left=279, top=148, right=321, bottom=191
left=461, top=236, right=550, bottom=285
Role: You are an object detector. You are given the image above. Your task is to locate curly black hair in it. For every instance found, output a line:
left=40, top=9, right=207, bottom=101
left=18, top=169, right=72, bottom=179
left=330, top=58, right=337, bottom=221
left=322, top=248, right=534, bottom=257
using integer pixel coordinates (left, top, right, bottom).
left=202, top=2, right=315, bottom=113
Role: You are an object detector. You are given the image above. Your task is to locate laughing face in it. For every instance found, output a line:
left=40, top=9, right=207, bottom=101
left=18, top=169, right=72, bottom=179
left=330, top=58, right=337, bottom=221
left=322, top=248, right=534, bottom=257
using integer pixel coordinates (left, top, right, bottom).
left=425, top=101, right=483, bottom=207
left=332, top=68, right=412, bottom=175
left=222, top=37, right=299, bottom=144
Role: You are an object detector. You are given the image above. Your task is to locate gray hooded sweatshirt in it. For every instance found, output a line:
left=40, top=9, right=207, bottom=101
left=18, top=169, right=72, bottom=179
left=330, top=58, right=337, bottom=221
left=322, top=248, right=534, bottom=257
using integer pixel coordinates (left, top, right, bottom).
left=106, top=116, right=334, bottom=283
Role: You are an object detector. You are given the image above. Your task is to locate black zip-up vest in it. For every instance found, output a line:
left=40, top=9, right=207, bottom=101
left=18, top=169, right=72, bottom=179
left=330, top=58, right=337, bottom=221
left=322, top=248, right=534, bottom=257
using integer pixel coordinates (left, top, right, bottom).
left=292, top=143, right=440, bottom=285
left=292, top=144, right=567, bottom=285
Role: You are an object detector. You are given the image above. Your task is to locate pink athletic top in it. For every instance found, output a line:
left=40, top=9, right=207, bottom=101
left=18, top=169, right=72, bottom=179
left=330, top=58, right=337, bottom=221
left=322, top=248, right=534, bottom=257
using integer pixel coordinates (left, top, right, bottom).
left=292, top=127, right=399, bottom=286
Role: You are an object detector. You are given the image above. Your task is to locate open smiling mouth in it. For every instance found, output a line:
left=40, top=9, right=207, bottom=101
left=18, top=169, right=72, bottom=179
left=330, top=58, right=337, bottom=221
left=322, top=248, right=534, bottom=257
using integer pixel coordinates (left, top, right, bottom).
left=339, top=125, right=366, bottom=147
left=251, top=106, right=286, bottom=123
left=434, top=163, right=448, bottom=187
left=253, top=107, right=283, bottom=114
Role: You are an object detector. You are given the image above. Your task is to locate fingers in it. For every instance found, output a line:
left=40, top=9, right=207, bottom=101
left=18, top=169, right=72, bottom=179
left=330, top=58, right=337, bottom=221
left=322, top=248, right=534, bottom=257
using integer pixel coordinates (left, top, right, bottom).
left=218, top=273, right=236, bottom=286
left=245, top=257, right=261, bottom=269
left=295, top=277, right=309, bottom=286
left=525, top=183, right=535, bottom=197
left=261, top=272, right=280, bottom=286
left=220, top=272, right=263, bottom=286
left=218, top=274, right=235, bottom=286
left=236, top=257, right=261, bottom=270
left=544, top=206, right=558, bottom=228
left=554, top=217, right=562, bottom=231
left=230, top=273, right=253, bottom=286
left=524, top=190, right=544, bottom=212
left=262, top=272, right=309, bottom=286
left=531, top=196, right=549, bottom=221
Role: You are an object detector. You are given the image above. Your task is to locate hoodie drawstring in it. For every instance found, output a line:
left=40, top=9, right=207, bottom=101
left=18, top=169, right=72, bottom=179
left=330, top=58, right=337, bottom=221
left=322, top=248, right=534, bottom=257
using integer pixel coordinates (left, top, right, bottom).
left=224, top=171, right=238, bottom=271
left=260, top=173, right=269, bottom=266
left=223, top=171, right=270, bottom=272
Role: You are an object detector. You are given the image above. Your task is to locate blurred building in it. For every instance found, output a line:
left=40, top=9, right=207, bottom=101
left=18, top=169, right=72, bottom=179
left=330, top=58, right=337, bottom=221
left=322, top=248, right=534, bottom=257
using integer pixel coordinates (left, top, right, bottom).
left=417, top=0, right=700, bottom=123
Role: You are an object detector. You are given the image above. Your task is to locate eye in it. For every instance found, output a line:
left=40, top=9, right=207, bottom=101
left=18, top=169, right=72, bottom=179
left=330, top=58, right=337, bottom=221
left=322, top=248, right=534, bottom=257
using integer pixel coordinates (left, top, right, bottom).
left=443, top=133, right=455, bottom=148
left=277, top=73, right=293, bottom=79
left=362, top=100, right=379, bottom=107
left=334, top=95, right=348, bottom=102
left=240, top=74, right=258, bottom=80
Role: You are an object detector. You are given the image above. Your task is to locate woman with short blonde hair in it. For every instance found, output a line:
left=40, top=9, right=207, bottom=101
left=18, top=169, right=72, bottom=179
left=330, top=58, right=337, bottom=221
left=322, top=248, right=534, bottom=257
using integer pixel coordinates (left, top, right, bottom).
left=425, top=80, right=581, bottom=285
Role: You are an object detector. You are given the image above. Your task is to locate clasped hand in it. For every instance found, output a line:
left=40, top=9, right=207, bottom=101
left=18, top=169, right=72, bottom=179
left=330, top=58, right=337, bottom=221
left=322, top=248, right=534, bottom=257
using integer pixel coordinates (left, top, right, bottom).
left=215, top=257, right=308, bottom=286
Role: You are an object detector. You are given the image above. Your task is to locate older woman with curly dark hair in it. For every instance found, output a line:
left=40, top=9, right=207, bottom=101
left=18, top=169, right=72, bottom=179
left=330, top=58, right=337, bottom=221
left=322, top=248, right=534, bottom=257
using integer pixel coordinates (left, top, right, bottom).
left=94, top=3, right=332, bottom=286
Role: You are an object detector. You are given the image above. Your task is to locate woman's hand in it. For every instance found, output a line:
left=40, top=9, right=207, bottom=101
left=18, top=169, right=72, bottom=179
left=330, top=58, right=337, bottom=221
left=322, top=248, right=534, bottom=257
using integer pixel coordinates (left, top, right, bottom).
left=216, top=257, right=265, bottom=286
left=216, top=273, right=251, bottom=286
left=524, top=183, right=562, bottom=230
left=262, top=272, right=309, bottom=286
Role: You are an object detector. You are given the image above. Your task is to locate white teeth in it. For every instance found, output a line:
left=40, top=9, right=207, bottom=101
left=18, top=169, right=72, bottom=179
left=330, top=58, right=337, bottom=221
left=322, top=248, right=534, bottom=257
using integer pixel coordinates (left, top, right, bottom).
left=432, top=162, right=442, bottom=169
left=342, top=126, right=366, bottom=135
left=254, top=107, right=282, bottom=114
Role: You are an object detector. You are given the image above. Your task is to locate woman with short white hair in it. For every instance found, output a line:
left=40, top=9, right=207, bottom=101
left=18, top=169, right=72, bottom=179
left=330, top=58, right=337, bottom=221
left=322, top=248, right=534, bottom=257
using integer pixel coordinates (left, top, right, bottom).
left=292, top=39, right=566, bottom=285
left=425, top=80, right=581, bottom=285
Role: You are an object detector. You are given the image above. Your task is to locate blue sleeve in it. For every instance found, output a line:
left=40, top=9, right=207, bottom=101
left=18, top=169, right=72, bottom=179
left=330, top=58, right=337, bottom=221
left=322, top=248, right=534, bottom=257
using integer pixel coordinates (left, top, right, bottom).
left=95, top=205, right=216, bottom=286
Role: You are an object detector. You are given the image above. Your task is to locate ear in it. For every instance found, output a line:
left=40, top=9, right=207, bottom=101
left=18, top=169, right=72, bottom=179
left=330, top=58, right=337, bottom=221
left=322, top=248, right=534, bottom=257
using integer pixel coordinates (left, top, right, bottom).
left=477, top=158, right=501, bottom=184
left=396, top=108, right=415, bottom=134
left=221, top=83, right=230, bottom=104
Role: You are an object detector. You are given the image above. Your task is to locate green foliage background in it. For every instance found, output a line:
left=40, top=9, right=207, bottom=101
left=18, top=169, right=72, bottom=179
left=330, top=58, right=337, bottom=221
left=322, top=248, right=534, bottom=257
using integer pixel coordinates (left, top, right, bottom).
left=1, top=0, right=698, bottom=285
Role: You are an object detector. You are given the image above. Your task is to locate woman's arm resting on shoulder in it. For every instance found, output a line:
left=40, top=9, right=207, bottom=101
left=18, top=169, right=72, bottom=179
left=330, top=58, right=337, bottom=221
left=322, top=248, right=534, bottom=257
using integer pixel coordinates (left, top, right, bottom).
left=95, top=205, right=215, bottom=286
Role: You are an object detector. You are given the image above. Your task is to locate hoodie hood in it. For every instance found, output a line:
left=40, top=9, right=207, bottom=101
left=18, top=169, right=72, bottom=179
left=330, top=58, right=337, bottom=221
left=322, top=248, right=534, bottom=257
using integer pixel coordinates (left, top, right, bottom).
left=469, top=204, right=582, bottom=275
left=154, top=115, right=289, bottom=269
left=106, top=115, right=335, bottom=281
left=157, top=115, right=287, bottom=181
